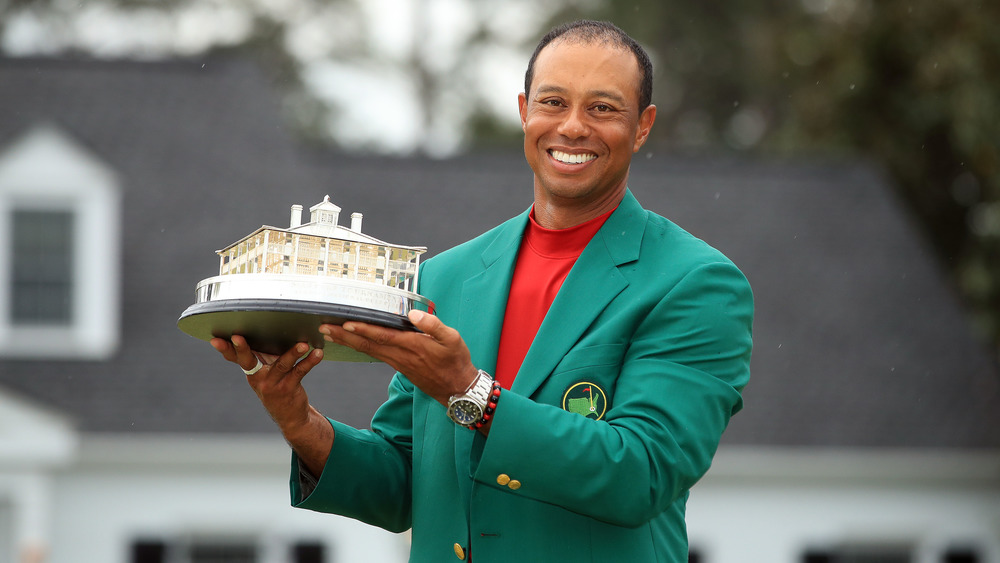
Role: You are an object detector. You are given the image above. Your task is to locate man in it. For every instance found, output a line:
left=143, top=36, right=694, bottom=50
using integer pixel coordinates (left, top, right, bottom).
left=212, top=20, right=752, bottom=562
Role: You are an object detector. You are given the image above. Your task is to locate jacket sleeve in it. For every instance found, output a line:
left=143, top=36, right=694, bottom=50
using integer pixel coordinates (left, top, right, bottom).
left=290, top=372, right=416, bottom=533
left=474, top=261, right=753, bottom=527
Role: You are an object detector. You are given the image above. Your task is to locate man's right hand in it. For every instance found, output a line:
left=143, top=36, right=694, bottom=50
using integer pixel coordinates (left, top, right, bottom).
left=209, top=335, right=333, bottom=477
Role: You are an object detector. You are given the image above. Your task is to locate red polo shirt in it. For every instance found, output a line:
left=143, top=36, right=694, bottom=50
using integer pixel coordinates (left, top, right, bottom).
left=493, top=206, right=615, bottom=389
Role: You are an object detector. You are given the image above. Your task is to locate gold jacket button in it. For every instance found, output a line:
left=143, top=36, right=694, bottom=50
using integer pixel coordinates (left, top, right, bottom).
left=496, top=474, right=510, bottom=486
left=453, top=543, right=466, bottom=560
left=507, top=479, right=522, bottom=490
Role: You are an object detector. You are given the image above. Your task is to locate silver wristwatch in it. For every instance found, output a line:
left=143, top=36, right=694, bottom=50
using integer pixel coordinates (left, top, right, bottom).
left=446, top=369, right=494, bottom=428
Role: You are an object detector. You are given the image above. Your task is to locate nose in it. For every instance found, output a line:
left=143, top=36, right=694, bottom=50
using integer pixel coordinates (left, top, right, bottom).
left=556, top=106, right=589, bottom=139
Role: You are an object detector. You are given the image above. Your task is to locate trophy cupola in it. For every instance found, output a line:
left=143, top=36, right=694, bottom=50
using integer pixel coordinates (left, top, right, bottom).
left=310, top=195, right=341, bottom=227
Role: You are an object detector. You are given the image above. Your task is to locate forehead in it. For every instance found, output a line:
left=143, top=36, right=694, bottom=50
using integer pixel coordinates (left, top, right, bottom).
left=531, top=40, right=642, bottom=103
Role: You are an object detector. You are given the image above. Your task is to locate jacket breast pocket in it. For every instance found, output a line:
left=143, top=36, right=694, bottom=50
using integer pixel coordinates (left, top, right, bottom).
left=538, top=343, right=626, bottom=412
left=551, top=342, right=626, bottom=374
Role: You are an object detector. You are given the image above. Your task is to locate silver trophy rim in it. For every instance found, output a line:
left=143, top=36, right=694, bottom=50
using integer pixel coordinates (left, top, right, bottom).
left=193, top=273, right=434, bottom=316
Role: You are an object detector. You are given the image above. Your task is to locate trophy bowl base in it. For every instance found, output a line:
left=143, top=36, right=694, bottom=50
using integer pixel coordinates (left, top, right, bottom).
left=177, top=298, right=418, bottom=363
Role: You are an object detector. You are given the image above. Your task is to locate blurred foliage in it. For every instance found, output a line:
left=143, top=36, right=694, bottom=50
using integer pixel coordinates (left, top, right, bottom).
left=542, top=0, right=1000, bottom=352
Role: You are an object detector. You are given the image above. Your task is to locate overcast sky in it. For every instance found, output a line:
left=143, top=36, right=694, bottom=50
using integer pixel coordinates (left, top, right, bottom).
left=2, top=0, right=549, bottom=155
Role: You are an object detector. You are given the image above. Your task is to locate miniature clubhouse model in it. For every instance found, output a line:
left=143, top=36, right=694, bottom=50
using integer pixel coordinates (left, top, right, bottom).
left=177, top=196, right=434, bottom=362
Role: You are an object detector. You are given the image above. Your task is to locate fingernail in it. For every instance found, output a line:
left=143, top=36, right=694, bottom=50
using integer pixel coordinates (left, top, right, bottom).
left=409, top=310, right=425, bottom=322
left=343, top=323, right=355, bottom=333
left=318, top=326, right=330, bottom=335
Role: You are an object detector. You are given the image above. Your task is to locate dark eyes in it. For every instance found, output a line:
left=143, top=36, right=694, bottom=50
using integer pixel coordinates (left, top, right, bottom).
left=539, top=99, right=616, bottom=112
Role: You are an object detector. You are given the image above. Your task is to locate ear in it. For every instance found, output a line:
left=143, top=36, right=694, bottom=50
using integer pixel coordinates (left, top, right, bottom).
left=632, top=104, right=657, bottom=152
left=518, top=92, right=528, bottom=131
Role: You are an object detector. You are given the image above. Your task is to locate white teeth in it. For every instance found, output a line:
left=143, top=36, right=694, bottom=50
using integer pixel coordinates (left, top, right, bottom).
left=550, top=150, right=596, bottom=164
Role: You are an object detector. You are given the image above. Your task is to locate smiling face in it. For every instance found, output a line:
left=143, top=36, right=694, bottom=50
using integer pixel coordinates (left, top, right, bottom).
left=519, top=39, right=656, bottom=228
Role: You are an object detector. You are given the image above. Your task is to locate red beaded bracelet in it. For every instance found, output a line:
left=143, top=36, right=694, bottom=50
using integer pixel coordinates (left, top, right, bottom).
left=475, top=383, right=503, bottom=429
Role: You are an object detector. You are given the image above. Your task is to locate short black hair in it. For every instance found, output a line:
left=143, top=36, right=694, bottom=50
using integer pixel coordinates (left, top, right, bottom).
left=524, top=20, right=653, bottom=112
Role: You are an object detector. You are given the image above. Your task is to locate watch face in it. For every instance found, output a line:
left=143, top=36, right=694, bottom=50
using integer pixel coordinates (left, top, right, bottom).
left=449, top=399, right=483, bottom=426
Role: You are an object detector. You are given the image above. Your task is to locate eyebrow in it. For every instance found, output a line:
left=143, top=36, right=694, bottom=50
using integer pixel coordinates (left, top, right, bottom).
left=534, top=85, right=629, bottom=106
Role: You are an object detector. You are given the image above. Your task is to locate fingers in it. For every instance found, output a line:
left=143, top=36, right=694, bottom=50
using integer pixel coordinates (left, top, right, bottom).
left=209, top=337, right=236, bottom=361
left=323, top=310, right=450, bottom=349
left=321, top=320, right=410, bottom=362
left=209, top=336, right=319, bottom=379
left=407, top=309, right=457, bottom=344
left=229, top=335, right=262, bottom=372
left=319, top=313, right=476, bottom=402
left=210, top=336, right=253, bottom=368
left=260, top=345, right=323, bottom=390
left=293, top=347, right=324, bottom=380
left=272, top=342, right=311, bottom=373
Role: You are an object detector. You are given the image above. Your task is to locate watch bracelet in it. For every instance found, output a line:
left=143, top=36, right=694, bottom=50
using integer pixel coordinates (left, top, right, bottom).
left=447, top=369, right=494, bottom=428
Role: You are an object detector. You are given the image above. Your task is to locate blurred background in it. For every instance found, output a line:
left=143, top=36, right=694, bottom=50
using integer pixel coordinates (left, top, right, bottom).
left=0, top=1, right=998, bottom=563
left=4, top=0, right=997, bottom=349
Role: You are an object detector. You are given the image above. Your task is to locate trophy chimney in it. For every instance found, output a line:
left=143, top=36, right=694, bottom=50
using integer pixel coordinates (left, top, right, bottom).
left=350, top=212, right=363, bottom=232
left=290, top=204, right=303, bottom=228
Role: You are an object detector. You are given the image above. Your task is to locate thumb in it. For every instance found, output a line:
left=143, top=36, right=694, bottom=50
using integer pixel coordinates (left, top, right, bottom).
left=408, top=309, right=449, bottom=341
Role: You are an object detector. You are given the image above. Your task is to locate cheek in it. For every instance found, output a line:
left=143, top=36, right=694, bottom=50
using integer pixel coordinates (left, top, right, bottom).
left=522, top=110, right=561, bottom=139
left=522, top=125, right=539, bottom=153
left=522, top=115, right=543, bottom=138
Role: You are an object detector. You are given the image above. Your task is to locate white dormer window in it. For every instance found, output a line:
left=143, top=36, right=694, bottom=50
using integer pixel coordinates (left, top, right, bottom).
left=307, top=195, right=341, bottom=231
left=11, top=208, right=74, bottom=324
left=0, top=124, right=122, bottom=359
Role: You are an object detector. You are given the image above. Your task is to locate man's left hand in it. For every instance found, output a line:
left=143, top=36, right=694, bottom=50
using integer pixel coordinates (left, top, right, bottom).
left=319, top=310, right=478, bottom=405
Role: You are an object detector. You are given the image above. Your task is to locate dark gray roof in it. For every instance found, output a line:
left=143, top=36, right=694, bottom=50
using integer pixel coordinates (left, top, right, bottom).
left=0, top=56, right=997, bottom=450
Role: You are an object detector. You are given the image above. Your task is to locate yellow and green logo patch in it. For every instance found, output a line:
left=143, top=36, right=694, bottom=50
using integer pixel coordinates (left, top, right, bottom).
left=561, top=381, right=607, bottom=420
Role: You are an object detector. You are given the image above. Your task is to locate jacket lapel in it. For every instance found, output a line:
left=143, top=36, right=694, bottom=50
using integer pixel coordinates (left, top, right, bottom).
left=510, top=190, right=647, bottom=399
left=454, top=208, right=528, bottom=490
left=456, top=209, right=529, bottom=373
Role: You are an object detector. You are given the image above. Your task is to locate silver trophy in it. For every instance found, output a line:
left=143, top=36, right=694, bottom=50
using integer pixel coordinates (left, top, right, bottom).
left=178, top=196, right=435, bottom=362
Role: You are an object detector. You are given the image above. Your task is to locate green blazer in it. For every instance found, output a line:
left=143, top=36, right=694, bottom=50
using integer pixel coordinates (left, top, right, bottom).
left=292, top=190, right=753, bottom=563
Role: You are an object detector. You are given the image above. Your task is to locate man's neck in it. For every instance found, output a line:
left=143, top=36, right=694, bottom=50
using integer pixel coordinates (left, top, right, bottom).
left=531, top=189, right=626, bottom=230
